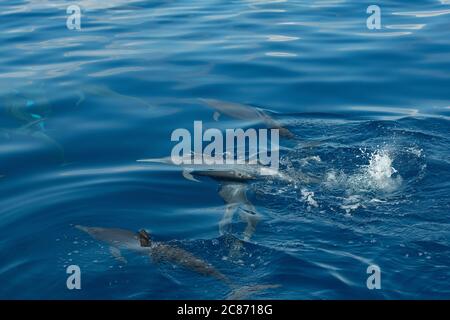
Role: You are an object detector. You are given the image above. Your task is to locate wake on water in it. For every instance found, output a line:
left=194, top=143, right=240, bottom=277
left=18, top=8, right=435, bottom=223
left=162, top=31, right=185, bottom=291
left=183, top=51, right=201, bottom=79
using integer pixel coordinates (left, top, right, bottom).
left=251, top=120, right=428, bottom=218
left=324, top=149, right=404, bottom=214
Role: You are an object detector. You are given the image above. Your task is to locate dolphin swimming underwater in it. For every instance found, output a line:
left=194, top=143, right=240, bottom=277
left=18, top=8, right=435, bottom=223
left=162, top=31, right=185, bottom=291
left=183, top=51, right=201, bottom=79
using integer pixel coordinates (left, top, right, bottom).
left=74, top=84, right=153, bottom=110
left=0, top=118, right=66, bottom=162
left=75, top=225, right=280, bottom=299
left=75, top=225, right=147, bottom=263
left=199, top=98, right=295, bottom=138
left=75, top=225, right=229, bottom=281
left=137, top=154, right=295, bottom=183
left=137, top=156, right=318, bottom=244
left=1, top=89, right=65, bottom=161
left=136, top=157, right=280, bottom=243
left=3, top=88, right=51, bottom=125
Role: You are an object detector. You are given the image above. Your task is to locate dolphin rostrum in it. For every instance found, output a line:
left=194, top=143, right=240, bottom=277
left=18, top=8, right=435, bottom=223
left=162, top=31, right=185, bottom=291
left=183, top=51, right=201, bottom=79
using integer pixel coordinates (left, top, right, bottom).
left=75, top=225, right=280, bottom=299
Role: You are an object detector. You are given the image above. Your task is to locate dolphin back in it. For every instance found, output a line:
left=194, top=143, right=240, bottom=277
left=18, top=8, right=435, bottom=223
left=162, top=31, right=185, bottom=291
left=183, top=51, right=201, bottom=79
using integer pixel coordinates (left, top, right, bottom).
left=200, top=98, right=263, bottom=121
left=75, top=225, right=139, bottom=248
left=150, top=243, right=229, bottom=283
left=226, top=284, right=281, bottom=300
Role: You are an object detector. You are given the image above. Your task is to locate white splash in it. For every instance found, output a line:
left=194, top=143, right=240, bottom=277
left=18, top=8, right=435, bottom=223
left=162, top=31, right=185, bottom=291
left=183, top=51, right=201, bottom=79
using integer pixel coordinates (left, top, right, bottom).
left=301, top=189, right=318, bottom=211
left=324, top=149, right=403, bottom=214
left=299, top=155, right=322, bottom=166
left=339, top=149, right=403, bottom=193
left=365, top=150, right=401, bottom=191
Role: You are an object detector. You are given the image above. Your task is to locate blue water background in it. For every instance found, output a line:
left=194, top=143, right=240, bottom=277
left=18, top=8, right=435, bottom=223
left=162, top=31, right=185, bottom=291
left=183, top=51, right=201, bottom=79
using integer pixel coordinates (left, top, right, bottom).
left=0, top=0, right=449, bottom=299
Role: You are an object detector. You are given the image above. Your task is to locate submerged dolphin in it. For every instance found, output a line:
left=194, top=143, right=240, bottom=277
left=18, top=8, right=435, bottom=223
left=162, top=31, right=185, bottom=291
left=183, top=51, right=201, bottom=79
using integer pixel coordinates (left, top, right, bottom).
left=3, top=88, right=51, bottom=126
left=137, top=156, right=318, bottom=245
left=75, top=84, right=152, bottom=110
left=137, top=157, right=282, bottom=243
left=75, top=225, right=280, bottom=299
left=199, top=98, right=295, bottom=138
left=76, top=225, right=228, bottom=281
left=137, top=155, right=294, bottom=183
left=75, top=225, right=146, bottom=263
left=218, top=182, right=259, bottom=243
left=1, top=89, right=65, bottom=161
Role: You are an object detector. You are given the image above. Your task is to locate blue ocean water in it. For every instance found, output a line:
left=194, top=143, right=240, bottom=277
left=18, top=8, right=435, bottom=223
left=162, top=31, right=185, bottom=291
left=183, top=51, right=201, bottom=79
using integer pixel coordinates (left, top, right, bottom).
left=0, top=0, right=449, bottom=299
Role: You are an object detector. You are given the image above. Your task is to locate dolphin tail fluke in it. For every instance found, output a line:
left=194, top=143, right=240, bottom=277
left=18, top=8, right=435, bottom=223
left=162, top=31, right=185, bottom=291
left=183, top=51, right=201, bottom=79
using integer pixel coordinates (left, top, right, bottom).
left=226, top=284, right=281, bottom=300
